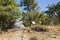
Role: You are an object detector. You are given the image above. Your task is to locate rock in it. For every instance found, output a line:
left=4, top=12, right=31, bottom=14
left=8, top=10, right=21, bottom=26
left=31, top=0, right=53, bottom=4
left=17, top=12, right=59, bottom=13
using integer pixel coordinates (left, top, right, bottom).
left=14, top=21, right=25, bottom=30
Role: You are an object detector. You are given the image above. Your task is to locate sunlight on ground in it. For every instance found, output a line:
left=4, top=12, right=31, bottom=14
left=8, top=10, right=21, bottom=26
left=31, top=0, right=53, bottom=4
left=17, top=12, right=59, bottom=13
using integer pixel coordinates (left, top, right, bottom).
left=0, top=25, right=60, bottom=40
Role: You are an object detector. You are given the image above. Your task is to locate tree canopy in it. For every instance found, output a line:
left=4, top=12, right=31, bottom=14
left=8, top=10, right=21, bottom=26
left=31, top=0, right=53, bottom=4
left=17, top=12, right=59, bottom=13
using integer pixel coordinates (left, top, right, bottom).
left=0, top=0, right=21, bottom=29
left=46, top=2, right=60, bottom=24
left=20, top=0, right=38, bottom=11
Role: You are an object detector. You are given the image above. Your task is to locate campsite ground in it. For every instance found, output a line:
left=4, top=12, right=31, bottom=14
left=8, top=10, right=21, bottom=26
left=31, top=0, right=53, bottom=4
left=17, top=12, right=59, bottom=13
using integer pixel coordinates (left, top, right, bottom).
left=0, top=25, right=60, bottom=40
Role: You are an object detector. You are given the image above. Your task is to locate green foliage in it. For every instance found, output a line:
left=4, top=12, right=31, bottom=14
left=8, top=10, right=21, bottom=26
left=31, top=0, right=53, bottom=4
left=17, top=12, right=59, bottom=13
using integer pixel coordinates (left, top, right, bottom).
left=20, top=0, right=41, bottom=26
left=20, top=0, right=38, bottom=11
left=46, top=2, right=60, bottom=24
left=0, top=0, right=21, bottom=16
left=35, top=12, right=47, bottom=23
left=0, top=0, right=21, bottom=29
left=0, top=12, right=15, bottom=28
left=22, top=11, right=47, bottom=27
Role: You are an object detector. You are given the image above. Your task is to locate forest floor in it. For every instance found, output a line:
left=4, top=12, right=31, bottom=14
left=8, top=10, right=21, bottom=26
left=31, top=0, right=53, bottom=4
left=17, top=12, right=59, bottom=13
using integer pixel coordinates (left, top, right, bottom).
left=0, top=25, right=60, bottom=40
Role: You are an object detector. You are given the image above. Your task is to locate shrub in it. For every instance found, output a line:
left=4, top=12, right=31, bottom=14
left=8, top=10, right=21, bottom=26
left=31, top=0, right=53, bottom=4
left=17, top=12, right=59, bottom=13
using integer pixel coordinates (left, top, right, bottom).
left=0, top=12, right=16, bottom=31
left=31, top=25, right=48, bottom=32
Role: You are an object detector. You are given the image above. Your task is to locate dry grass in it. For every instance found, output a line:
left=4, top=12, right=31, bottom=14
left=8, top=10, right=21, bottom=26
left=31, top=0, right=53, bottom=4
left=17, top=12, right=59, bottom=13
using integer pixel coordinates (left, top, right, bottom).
left=31, top=24, right=48, bottom=32
left=47, top=25, right=60, bottom=31
left=29, top=36, right=38, bottom=40
left=0, top=25, right=60, bottom=40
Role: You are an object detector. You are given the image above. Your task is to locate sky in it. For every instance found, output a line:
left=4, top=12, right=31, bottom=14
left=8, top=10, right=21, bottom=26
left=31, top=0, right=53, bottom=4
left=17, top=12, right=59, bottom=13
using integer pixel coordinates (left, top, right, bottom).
left=16, top=0, right=60, bottom=12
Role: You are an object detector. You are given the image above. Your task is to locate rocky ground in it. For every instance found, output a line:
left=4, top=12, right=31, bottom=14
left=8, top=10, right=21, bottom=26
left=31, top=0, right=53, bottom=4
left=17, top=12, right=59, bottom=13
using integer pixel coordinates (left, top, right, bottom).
left=0, top=26, right=60, bottom=40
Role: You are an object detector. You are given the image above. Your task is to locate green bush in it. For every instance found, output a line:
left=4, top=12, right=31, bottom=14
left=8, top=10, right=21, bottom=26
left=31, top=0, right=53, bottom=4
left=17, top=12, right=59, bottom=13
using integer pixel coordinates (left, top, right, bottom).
left=0, top=12, right=16, bottom=30
left=23, top=20, right=31, bottom=27
left=0, top=0, right=21, bottom=31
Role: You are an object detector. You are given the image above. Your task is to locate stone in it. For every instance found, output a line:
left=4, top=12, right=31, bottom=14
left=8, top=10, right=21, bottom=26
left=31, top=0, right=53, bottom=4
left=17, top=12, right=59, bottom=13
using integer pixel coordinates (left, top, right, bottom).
left=14, top=21, right=25, bottom=30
